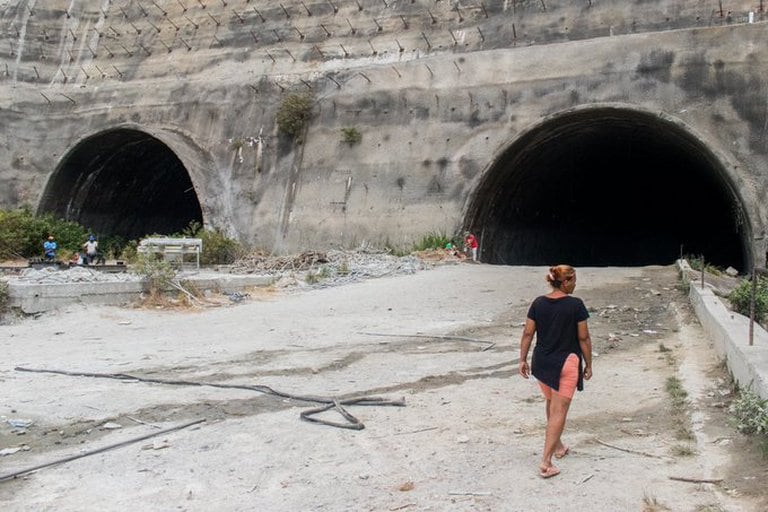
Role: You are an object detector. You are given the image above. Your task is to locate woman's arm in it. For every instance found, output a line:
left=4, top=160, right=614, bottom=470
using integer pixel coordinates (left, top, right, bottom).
left=519, top=318, right=536, bottom=379
left=578, top=320, right=593, bottom=380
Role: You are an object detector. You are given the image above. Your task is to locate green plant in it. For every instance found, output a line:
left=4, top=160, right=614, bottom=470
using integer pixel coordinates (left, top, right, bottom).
left=665, top=376, right=688, bottom=407
left=730, top=388, right=768, bottom=435
left=131, top=254, right=177, bottom=297
left=99, top=235, right=128, bottom=261
left=120, top=240, right=139, bottom=263
left=0, top=208, right=88, bottom=260
left=276, top=93, right=314, bottom=139
left=181, top=221, right=243, bottom=265
left=0, top=280, right=8, bottom=313
left=685, top=254, right=723, bottom=276
left=412, top=232, right=452, bottom=252
left=305, top=265, right=332, bottom=284
left=383, top=242, right=409, bottom=257
left=729, top=387, right=768, bottom=457
left=675, top=278, right=690, bottom=295
left=340, top=127, right=362, bottom=146
left=728, top=276, right=768, bottom=323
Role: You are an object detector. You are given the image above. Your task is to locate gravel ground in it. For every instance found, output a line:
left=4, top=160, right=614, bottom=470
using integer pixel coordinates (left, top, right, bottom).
left=0, top=262, right=765, bottom=511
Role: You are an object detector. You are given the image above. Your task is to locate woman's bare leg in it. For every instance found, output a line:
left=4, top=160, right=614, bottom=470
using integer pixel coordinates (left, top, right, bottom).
left=544, top=399, right=568, bottom=458
left=541, top=393, right=571, bottom=472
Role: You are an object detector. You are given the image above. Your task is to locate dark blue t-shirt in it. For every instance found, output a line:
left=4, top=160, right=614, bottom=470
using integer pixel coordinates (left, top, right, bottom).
left=527, top=295, right=589, bottom=391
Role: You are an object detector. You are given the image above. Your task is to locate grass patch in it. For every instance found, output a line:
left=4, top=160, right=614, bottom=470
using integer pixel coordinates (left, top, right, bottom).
left=383, top=239, right=409, bottom=257
left=412, top=232, right=453, bottom=252
left=685, top=254, right=724, bottom=276
left=305, top=265, right=332, bottom=284
left=671, top=444, right=696, bottom=457
left=675, top=425, right=695, bottom=441
left=0, top=280, right=8, bottom=315
left=695, top=505, right=726, bottom=512
left=664, top=376, right=693, bottom=440
left=642, top=493, right=671, bottom=511
left=665, top=376, right=688, bottom=407
left=728, top=276, right=768, bottom=324
left=675, top=278, right=691, bottom=295
left=658, top=343, right=676, bottom=365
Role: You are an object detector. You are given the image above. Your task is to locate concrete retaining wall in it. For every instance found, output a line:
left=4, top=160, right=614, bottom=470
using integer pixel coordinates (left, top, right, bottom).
left=2, top=1, right=768, bottom=261
left=8, top=274, right=273, bottom=314
left=684, top=264, right=768, bottom=400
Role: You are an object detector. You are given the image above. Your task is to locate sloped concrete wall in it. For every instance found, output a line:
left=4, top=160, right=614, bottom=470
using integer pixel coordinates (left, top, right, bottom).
left=1, top=1, right=767, bottom=255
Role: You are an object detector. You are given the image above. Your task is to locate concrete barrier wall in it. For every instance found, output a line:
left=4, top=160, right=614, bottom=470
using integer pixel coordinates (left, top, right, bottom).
left=684, top=266, right=768, bottom=400
left=8, top=274, right=273, bottom=314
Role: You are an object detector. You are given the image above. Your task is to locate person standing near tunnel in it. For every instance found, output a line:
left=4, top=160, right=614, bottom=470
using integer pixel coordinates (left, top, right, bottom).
left=464, top=231, right=479, bottom=262
left=518, top=264, right=593, bottom=479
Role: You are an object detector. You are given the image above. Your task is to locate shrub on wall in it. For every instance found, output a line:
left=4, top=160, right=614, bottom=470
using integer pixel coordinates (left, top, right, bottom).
left=276, top=93, right=314, bottom=139
left=340, top=127, right=362, bottom=146
left=728, top=276, right=768, bottom=324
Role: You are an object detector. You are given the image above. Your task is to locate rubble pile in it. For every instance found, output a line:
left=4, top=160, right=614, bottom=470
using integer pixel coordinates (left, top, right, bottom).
left=229, top=250, right=330, bottom=273
left=11, top=249, right=460, bottom=290
left=231, top=249, right=430, bottom=289
left=16, top=266, right=140, bottom=284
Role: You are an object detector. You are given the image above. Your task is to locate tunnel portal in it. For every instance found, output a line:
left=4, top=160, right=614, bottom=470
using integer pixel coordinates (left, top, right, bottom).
left=39, top=129, right=203, bottom=242
left=467, top=108, right=748, bottom=270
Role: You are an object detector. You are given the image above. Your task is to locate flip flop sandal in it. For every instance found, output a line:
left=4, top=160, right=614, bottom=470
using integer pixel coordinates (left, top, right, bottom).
left=539, top=466, right=561, bottom=479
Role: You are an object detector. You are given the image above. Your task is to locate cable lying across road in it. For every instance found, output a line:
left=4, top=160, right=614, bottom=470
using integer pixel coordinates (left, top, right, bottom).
left=14, top=366, right=406, bottom=430
left=0, top=418, right=206, bottom=483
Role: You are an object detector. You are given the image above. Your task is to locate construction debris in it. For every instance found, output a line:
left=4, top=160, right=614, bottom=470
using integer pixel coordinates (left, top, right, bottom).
left=16, top=266, right=139, bottom=284
left=12, top=249, right=434, bottom=290
left=229, top=249, right=429, bottom=289
left=230, top=250, right=330, bottom=273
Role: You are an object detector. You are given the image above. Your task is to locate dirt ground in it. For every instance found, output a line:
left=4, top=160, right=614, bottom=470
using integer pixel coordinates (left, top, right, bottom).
left=0, top=263, right=766, bottom=511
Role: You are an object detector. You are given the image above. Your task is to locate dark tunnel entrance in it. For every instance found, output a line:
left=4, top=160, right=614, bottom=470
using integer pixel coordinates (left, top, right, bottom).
left=39, top=128, right=203, bottom=241
left=466, top=108, right=748, bottom=270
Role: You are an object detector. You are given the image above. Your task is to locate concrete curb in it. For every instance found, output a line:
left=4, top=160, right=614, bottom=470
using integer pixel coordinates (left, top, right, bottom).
left=8, top=273, right=274, bottom=314
left=680, top=260, right=768, bottom=400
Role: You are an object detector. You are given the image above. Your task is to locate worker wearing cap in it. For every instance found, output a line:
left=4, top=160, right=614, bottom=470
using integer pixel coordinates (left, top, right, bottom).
left=83, top=235, right=101, bottom=265
left=43, top=236, right=58, bottom=261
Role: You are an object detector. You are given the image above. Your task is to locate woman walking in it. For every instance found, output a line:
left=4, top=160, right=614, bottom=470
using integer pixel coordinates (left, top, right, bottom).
left=519, top=265, right=593, bottom=479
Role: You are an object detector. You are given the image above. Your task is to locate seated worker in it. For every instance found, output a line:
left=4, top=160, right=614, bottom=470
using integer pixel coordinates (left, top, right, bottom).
left=69, top=252, right=83, bottom=266
left=82, top=235, right=104, bottom=265
left=43, top=236, right=58, bottom=261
